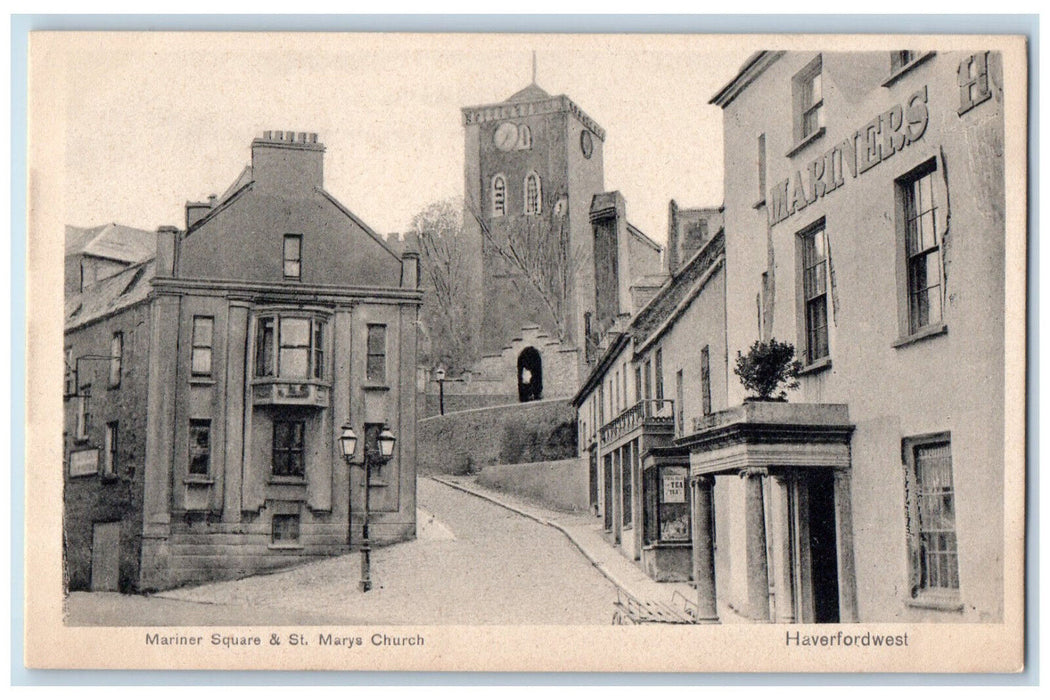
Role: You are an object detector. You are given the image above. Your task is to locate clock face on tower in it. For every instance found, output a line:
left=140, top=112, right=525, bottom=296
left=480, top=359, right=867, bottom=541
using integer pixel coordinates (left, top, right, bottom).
left=580, top=130, right=594, bottom=159
left=494, top=122, right=519, bottom=152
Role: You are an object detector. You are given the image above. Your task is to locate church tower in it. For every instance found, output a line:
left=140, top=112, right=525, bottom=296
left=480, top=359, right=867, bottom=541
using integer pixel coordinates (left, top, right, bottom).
left=461, top=80, right=606, bottom=390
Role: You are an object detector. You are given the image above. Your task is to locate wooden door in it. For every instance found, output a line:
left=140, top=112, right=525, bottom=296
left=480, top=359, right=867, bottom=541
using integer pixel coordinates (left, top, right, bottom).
left=90, top=522, right=120, bottom=591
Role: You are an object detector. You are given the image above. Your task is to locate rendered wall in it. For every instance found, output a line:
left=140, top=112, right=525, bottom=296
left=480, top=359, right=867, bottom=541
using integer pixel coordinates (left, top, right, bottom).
left=719, top=51, right=1006, bottom=621
left=476, top=458, right=588, bottom=513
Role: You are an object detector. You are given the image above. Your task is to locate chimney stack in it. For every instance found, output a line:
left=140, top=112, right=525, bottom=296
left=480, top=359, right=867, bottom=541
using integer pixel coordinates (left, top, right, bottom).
left=251, top=130, right=324, bottom=193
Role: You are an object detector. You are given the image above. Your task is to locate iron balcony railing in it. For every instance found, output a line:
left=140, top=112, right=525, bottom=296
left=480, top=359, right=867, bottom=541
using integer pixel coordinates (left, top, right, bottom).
left=600, top=399, right=675, bottom=444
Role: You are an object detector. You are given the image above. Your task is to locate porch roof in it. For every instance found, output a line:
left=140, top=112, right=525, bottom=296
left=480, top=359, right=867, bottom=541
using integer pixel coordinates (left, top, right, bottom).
left=675, top=402, right=854, bottom=476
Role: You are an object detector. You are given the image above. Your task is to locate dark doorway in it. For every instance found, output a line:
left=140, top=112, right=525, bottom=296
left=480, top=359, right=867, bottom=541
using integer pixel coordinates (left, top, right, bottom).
left=603, top=455, right=614, bottom=531
left=588, top=449, right=599, bottom=514
left=517, top=347, right=543, bottom=402
left=807, top=470, right=840, bottom=623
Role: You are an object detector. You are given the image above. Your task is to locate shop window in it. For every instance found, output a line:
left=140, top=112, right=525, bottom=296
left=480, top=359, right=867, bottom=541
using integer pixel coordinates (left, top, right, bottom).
left=958, top=51, right=992, bottom=116
left=793, top=55, right=825, bottom=144
left=621, top=448, right=633, bottom=529
left=524, top=172, right=542, bottom=215
left=898, top=161, right=943, bottom=335
left=492, top=174, right=506, bottom=217
left=191, top=316, right=214, bottom=377
left=644, top=465, right=690, bottom=545
left=366, top=324, right=387, bottom=384
left=272, top=420, right=305, bottom=478
left=903, top=434, right=960, bottom=601
left=103, top=422, right=118, bottom=477
left=272, top=513, right=301, bottom=545
left=255, top=315, right=327, bottom=380
left=109, top=332, right=123, bottom=388
left=799, top=221, right=830, bottom=365
left=283, top=234, right=302, bottom=280
left=188, top=419, right=211, bottom=476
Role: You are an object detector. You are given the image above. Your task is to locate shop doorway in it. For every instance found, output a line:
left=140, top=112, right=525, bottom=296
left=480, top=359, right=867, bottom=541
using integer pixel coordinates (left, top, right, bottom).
left=588, top=449, right=599, bottom=514
left=517, top=347, right=543, bottom=402
left=603, top=455, right=614, bottom=531
left=90, top=521, right=120, bottom=592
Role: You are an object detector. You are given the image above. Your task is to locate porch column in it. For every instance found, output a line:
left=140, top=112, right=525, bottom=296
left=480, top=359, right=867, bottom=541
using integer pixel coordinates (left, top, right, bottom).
left=770, top=471, right=797, bottom=623
left=833, top=468, right=859, bottom=622
left=690, top=474, right=718, bottom=622
left=741, top=467, right=771, bottom=622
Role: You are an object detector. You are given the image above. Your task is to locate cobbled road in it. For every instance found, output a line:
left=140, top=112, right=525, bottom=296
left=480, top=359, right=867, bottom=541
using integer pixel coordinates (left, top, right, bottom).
left=66, top=477, right=619, bottom=626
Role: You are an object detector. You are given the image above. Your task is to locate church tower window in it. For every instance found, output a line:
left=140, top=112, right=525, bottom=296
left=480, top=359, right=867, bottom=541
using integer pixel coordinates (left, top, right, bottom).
left=524, top=172, right=542, bottom=215
left=492, top=174, right=506, bottom=217
left=518, top=125, right=532, bottom=150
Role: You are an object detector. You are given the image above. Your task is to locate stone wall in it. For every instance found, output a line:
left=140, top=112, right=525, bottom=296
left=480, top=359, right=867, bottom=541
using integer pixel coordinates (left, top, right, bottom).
left=418, top=398, right=577, bottom=475
left=476, top=458, right=588, bottom=513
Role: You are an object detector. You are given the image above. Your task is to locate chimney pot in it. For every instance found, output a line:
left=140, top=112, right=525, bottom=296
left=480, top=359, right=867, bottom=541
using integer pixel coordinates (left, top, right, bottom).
left=310, top=133, right=318, bottom=143
left=275, top=131, right=283, bottom=140
left=264, top=130, right=272, bottom=139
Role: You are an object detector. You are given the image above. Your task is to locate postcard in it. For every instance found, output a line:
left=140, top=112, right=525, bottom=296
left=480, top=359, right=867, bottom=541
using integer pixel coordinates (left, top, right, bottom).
left=24, top=31, right=1027, bottom=672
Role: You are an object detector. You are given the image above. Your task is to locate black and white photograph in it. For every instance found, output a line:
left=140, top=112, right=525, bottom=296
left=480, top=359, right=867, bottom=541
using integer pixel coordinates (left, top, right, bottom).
left=24, top=31, right=1027, bottom=672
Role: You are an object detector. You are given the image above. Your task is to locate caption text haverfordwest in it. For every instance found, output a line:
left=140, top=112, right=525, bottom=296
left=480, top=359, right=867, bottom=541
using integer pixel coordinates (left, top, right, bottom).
left=786, top=630, right=909, bottom=648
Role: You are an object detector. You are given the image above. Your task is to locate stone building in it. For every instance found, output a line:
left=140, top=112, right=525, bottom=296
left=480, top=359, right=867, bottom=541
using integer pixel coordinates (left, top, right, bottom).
left=455, top=82, right=661, bottom=405
left=64, top=131, right=421, bottom=592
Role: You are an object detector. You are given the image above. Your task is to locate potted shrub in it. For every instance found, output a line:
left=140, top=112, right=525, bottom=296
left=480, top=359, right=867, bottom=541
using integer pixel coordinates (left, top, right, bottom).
left=733, top=339, right=803, bottom=402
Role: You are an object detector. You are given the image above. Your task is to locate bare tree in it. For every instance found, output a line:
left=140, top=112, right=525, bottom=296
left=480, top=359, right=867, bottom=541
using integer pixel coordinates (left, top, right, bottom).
left=465, top=194, right=584, bottom=344
left=409, top=198, right=479, bottom=373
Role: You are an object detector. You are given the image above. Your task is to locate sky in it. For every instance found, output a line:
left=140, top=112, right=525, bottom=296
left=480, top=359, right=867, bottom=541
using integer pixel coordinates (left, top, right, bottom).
left=48, top=33, right=752, bottom=245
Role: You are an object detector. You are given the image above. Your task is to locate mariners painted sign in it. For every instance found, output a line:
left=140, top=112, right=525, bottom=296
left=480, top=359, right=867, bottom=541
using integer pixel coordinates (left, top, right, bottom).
left=769, top=86, right=930, bottom=226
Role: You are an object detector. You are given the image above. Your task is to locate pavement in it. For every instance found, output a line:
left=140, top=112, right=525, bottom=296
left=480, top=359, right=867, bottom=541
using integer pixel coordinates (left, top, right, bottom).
left=428, top=473, right=748, bottom=624
left=103, top=476, right=620, bottom=626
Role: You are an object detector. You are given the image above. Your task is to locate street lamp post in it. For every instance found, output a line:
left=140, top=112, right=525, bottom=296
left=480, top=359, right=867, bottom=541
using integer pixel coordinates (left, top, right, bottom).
left=339, top=423, right=396, bottom=593
left=434, top=367, right=446, bottom=416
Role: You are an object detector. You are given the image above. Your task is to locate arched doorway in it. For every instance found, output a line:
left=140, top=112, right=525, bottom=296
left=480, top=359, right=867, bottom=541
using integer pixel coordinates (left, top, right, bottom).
left=517, top=347, right=543, bottom=402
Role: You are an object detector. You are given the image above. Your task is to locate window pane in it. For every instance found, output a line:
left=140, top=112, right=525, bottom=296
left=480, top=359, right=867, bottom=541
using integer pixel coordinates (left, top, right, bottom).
left=914, top=441, right=958, bottom=591
left=256, top=318, right=274, bottom=376
left=367, top=325, right=386, bottom=353
left=272, top=514, right=300, bottom=543
left=189, top=420, right=211, bottom=475
left=367, top=325, right=386, bottom=383
left=194, top=317, right=213, bottom=346
left=191, top=348, right=212, bottom=375
left=280, top=348, right=309, bottom=377
left=807, top=297, right=829, bottom=361
left=281, top=318, right=310, bottom=346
